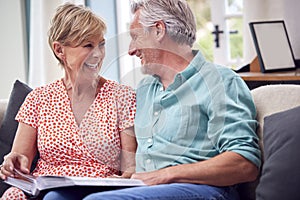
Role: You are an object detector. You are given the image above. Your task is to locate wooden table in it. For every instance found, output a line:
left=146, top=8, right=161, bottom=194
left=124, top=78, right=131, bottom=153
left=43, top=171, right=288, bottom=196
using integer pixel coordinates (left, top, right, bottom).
left=238, top=68, right=300, bottom=90
left=238, top=68, right=300, bottom=81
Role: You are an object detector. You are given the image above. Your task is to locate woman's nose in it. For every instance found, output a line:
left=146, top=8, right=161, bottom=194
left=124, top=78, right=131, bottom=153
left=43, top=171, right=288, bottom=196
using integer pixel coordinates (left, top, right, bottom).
left=92, top=46, right=104, bottom=57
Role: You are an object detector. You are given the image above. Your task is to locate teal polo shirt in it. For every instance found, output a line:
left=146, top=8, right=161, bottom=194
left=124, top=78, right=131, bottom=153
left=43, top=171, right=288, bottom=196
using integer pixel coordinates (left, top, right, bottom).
left=134, top=51, right=261, bottom=172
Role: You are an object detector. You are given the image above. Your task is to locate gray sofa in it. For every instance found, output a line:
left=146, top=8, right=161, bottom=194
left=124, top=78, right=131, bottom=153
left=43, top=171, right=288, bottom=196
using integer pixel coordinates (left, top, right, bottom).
left=0, top=99, right=8, bottom=126
left=1, top=84, right=300, bottom=199
left=239, top=84, right=300, bottom=200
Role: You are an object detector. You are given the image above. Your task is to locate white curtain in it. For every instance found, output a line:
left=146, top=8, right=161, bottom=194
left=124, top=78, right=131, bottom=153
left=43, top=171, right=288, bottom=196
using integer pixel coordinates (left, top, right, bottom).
left=62, top=0, right=85, bottom=4
left=28, top=0, right=85, bottom=88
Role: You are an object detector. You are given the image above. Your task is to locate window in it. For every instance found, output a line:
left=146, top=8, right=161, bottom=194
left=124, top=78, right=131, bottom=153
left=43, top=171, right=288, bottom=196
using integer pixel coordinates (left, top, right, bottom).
left=190, top=0, right=244, bottom=69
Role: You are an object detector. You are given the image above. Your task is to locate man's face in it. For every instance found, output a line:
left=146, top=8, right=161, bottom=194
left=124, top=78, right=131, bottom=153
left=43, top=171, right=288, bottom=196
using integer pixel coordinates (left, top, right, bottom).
left=128, top=10, right=161, bottom=75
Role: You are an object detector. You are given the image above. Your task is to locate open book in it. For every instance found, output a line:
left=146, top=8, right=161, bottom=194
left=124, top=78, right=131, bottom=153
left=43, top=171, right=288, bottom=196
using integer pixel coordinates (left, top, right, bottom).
left=4, top=169, right=145, bottom=197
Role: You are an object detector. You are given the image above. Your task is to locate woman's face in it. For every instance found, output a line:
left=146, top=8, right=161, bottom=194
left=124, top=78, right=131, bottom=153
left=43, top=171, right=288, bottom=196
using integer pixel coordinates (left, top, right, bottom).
left=62, top=35, right=105, bottom=81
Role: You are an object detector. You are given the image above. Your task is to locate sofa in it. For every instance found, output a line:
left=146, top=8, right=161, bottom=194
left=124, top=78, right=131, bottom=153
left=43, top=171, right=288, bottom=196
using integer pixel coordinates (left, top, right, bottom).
left=1, top=81, right=300, bottom=199
left=238, top=84, right=300, bottom=200
left=0, top=99, right=7, bottom=129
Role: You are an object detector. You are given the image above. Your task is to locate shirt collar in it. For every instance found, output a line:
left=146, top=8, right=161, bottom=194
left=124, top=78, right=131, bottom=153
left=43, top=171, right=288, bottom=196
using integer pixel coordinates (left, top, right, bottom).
left=167, top=50, right=206, bottom=90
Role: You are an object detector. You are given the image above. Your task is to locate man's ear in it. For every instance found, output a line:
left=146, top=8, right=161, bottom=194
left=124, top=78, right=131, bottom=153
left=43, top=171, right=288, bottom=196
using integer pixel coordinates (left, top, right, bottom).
left=52, top=41, right=65, bottom=60
left=155, top=20, right=166, bottom=42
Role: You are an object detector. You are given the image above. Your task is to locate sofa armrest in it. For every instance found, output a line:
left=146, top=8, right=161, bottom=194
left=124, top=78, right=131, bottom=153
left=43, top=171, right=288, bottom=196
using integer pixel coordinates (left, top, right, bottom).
left=0, top=99, right=8, bottom=125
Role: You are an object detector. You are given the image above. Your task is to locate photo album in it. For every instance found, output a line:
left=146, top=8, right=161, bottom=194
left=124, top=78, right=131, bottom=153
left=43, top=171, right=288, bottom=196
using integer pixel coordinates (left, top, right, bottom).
left=4, top=169, right=145, bottom=197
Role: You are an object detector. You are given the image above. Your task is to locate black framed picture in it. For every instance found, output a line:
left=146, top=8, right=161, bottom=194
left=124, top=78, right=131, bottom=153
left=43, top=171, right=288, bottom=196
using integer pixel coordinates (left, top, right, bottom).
left=249, top=20, right=296, bottom=73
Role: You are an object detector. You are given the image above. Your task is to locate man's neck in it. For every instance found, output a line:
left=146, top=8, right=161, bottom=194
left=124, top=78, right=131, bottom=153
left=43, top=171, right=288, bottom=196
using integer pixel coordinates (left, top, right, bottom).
left=157, top=47, right=194, bottom=89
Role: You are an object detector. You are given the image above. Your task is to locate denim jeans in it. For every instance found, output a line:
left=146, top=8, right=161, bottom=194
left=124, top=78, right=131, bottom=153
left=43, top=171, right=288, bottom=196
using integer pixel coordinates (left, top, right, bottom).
left=43, top=183, right=240, bottom=200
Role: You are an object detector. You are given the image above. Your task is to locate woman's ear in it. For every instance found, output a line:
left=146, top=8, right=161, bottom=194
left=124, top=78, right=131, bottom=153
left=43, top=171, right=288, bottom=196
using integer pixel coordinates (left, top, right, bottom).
left=52, top=41, right=65, bottom=60
left=155, top=20, right=166, bottom=42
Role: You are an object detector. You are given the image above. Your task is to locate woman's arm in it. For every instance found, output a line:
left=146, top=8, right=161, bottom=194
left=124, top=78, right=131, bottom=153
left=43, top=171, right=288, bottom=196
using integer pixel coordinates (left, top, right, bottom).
left=119, top=126, right=137, bottom=178
left=0, top=122, right=37, bottom=179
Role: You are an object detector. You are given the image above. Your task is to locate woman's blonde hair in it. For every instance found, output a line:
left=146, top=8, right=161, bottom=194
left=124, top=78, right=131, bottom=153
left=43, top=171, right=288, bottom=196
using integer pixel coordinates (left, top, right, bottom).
left=48, top=3, right=107, bottom=64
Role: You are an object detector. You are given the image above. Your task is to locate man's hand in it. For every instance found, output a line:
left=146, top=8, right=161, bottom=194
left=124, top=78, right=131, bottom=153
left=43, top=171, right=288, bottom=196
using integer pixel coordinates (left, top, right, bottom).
left=131, top=168, right=171, bottom=185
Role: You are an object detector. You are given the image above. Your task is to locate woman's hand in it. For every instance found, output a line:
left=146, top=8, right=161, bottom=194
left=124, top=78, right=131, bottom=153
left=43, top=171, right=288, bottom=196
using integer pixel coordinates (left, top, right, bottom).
left=109, top=169, right=134, bottom=179
left=0, top=152, right=30, bottom=180
left=120, top=169, right=135, bottom=179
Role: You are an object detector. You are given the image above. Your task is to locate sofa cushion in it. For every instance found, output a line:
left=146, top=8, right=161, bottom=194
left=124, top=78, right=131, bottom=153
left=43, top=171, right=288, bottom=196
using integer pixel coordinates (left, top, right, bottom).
left=238, top=84, right=300, bottom=200
left=0, top=99, right=8, bottom=124
left=0, top=80, right=32, bottom=196
left=256, top=105, right=300, bottom=200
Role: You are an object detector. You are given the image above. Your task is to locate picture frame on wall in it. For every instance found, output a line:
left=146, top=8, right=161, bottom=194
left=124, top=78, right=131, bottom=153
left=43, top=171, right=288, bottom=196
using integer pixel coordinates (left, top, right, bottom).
left=249, top=20, right=296, bottom=73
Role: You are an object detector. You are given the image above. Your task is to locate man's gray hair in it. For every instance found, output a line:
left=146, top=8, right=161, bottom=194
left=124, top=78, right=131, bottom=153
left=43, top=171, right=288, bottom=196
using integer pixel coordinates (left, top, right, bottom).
left=131, top=0, right=196, bottom=47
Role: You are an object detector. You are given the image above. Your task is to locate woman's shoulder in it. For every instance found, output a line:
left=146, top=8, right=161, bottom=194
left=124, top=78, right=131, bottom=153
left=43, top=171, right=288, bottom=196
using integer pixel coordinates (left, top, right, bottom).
left=28, top=79, right=63, bottom=97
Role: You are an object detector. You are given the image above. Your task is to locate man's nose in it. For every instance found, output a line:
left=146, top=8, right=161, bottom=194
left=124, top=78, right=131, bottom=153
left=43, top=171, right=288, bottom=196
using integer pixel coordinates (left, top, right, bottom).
left=128, top=42, right=137, bottom=56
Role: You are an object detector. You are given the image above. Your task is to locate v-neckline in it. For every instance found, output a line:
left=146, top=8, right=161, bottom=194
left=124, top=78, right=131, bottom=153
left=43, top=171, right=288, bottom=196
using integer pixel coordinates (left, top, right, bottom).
left=61, top=78, right=108, bottom=128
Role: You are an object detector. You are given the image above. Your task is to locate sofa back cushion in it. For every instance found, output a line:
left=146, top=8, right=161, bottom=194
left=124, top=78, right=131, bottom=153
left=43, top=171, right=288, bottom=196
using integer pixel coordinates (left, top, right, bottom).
left=0, top=99, right=8, bottom=124
left=251, top=84, right=300, bottom=151
left=238, top=84, right=300, bottom=200
left=256, top=105, right=300, bottom=200
left=0, top=80, right=33, bottom=196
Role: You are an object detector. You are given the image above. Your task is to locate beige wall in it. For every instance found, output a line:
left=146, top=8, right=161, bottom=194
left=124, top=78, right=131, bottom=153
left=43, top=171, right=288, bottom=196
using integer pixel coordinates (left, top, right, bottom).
left=244, top=0, right=300, bottom=63
left=0, top=0, right=27, bottom=99
left=283, top=0, right=300, bottom=59
left=0, top=0, right=65, bottom=99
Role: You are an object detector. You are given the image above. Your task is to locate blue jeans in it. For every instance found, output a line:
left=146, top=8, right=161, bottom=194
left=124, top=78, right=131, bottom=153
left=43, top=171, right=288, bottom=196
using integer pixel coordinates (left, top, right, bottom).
left=43, top=183, right=240, bottom=200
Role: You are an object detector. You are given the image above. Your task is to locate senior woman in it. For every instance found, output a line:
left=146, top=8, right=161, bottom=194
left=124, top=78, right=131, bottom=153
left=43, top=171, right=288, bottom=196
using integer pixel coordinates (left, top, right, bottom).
left=0, top=3, right=136, bottom=199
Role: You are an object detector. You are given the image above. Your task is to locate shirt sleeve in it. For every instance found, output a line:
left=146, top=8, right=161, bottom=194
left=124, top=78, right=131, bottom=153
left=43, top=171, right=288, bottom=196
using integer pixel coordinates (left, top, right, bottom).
left=15, top=88, right=41, bottom=129
left=116, top=85, right=136, bottom=132
left=207, top=74, right=261, bottom=168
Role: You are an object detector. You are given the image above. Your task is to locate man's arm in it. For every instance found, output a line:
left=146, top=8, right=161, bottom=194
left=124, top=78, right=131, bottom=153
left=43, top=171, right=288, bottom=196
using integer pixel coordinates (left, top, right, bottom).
left=131, top=151, right=258, bottom=186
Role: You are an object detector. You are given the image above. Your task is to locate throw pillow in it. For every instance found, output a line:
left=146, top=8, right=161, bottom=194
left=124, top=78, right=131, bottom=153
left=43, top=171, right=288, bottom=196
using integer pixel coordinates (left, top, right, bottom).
left=0, top=80, right=33, bottom=196
left=256, top=105, right=300, bottom=200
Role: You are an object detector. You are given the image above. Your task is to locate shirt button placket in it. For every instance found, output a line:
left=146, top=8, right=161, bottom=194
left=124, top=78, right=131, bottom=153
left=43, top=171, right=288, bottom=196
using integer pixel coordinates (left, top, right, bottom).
left=145, top=158, right=155, bottom=171
left=147, top=138, right=153, bottom=143
left=145, top=138, right=154, bottom=170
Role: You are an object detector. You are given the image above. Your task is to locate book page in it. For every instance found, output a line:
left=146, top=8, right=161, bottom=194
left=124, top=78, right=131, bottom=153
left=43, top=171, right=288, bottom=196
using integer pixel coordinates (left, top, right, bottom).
left=35, top=176, right=72, bottom=189
left=13, top=168, right=36, bottom=183
left=5, top=176, right=33, bottom=194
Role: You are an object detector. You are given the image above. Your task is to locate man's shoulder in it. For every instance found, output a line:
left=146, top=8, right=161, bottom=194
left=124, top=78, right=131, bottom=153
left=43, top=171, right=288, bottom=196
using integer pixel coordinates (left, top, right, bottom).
left=201, top=63, right=240, bottom=81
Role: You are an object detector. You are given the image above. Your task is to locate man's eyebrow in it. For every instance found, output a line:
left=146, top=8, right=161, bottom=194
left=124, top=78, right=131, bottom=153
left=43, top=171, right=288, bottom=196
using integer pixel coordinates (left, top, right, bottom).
left=130, top=28, right=142, bottom=35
